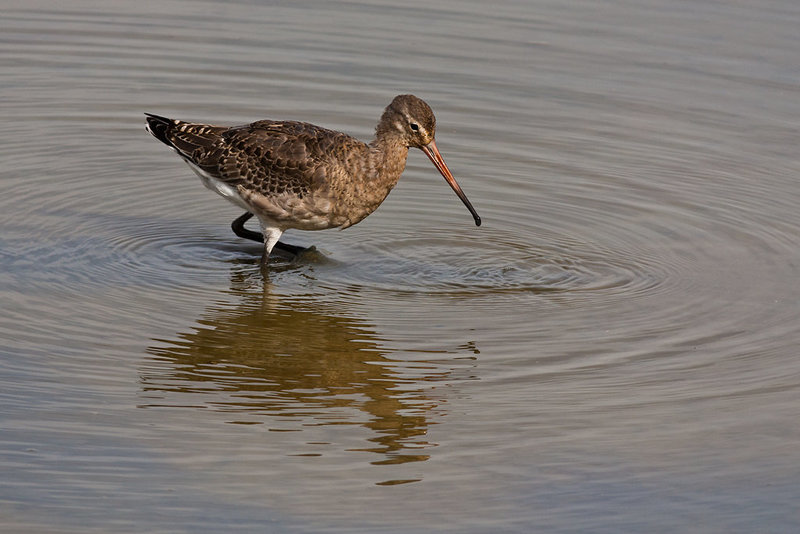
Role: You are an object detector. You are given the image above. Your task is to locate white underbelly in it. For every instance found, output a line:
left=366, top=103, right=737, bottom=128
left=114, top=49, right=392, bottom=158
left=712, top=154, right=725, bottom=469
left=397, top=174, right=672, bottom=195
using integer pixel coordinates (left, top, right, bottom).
left=183, top=159, right=337, bottom=232
left=186, top=162, right=251, bottom=211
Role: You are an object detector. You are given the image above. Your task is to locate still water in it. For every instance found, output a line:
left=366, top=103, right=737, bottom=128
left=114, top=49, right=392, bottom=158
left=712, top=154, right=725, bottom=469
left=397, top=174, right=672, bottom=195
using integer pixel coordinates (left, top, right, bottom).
left=2, top=0, right=800, bottom=531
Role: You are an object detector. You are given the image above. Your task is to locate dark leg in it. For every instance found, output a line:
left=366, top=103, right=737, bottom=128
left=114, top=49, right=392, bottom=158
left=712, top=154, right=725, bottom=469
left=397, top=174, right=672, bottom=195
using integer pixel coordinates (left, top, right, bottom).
left=273, top=240, right=307, bottom=256
left=231, top=212, right=307, bottom=256
left=232, top=212, right=262, bottom=242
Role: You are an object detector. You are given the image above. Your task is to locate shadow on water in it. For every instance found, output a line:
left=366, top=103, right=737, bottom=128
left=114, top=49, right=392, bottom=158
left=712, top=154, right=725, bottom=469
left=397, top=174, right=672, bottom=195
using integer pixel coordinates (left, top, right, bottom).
left=141, top=264, right=463, bottom=467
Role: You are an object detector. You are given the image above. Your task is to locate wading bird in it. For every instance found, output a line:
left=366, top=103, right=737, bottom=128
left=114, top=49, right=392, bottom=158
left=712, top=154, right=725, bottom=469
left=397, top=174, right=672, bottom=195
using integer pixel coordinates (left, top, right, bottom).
left=145, top=94, right=480, bottom=265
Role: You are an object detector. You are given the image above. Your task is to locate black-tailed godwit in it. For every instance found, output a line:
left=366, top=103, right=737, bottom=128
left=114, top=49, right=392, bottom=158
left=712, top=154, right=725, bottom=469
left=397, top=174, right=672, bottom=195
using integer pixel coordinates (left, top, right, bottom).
left=145, top=94, right=480, bottom=263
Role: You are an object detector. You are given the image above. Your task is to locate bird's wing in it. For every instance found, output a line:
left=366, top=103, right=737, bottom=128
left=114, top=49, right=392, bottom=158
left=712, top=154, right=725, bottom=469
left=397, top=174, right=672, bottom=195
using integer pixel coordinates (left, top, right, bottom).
left=163, top=119, right=366, bottom=228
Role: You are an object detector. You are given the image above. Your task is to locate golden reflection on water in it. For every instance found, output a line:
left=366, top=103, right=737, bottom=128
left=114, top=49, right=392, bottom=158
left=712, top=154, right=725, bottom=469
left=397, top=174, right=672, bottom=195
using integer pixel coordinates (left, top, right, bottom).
left=142, top=266, right=462, bottom=465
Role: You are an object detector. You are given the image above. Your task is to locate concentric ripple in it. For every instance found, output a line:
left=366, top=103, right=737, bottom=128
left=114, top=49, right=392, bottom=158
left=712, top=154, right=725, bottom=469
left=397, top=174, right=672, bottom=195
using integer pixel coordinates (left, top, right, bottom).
left=314, top=226, right=669, bottom=298
left=3, top=214, right=257, bottom=290
left=3, top=1, right=800, bottom=532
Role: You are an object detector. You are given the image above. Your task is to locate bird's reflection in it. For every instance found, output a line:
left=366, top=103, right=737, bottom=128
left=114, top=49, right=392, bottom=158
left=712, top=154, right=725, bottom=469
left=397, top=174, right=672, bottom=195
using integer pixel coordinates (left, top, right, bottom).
left=142, top=265, right=458, bottom=465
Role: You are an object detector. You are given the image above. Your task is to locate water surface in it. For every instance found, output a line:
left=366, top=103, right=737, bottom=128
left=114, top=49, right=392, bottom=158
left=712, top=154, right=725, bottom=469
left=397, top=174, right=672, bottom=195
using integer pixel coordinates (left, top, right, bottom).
left=2, top=0, right=800, bottom=532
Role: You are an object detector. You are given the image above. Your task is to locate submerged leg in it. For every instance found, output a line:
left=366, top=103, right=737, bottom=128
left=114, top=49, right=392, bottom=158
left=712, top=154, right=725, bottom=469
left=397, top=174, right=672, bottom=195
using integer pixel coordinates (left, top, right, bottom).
left=261, top=227, right=283, bottom=267
left=273, top=241, right=307, bottom=256
left=232, top=212, right=307, bottom=256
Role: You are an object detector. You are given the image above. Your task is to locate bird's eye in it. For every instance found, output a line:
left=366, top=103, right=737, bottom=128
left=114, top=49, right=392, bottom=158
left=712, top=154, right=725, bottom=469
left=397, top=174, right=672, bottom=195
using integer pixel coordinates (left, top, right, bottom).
left=409, top=123, right=419, bottom=132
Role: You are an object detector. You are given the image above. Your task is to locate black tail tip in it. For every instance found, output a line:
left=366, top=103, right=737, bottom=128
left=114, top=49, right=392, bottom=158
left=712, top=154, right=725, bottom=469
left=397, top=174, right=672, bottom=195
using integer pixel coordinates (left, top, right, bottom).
left=144, top=113, right=172, bottom=144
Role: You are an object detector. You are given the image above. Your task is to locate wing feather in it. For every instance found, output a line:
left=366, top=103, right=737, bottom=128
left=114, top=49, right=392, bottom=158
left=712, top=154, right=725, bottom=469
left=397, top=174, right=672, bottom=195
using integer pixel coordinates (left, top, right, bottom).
left=161, top=119, right=368, bottom=228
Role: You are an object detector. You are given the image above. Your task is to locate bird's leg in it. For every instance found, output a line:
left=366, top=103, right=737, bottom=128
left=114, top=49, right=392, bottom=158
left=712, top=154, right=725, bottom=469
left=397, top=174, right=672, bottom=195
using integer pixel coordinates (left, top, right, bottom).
left=232, top=212, right=308, bottom=257
left=232, top=212, right=263, bottom=242
left=273, top=241, right=307, bottom=256
left=259, top=250, right=275, bottom=273
left=262, top=227, right=282, bottom=267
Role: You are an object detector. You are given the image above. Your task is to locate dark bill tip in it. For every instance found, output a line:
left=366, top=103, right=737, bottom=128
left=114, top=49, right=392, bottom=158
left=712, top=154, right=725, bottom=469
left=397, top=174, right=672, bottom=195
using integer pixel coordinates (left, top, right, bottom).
left=421, top=140, right=482, bottom=228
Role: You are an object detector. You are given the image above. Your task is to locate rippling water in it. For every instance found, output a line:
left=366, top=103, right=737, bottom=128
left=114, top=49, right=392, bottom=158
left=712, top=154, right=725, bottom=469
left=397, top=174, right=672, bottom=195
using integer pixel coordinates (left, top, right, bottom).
left=3, top=0, right=800, bottom=532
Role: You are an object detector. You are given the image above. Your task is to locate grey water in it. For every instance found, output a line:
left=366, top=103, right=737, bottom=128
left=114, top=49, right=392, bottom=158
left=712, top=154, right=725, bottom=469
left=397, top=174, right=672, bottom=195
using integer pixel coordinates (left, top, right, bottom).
left=2, top=0, right=800, bottom=532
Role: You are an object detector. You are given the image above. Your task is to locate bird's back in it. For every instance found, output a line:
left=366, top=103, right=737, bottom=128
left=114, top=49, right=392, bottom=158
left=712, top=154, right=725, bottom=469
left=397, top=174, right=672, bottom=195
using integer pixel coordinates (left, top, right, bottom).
left=145, top=114, right=376, bottom=229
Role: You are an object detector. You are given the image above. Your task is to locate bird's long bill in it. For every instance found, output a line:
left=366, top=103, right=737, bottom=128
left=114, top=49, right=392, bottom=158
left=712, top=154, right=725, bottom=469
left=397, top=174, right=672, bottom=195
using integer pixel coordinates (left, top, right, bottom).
left=421, top=140, right=482, bottom=226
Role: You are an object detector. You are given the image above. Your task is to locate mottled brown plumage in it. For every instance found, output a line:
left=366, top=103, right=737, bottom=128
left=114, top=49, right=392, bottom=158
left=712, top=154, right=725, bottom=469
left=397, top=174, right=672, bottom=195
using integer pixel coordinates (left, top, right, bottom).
left=145, top=94, right=480, bottom=261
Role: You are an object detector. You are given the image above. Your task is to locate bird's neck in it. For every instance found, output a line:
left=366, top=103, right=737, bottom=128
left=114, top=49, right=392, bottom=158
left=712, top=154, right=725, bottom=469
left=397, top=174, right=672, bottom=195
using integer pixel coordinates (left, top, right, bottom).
left=332, top=134, right=407, bottom=227
left=368, top=133, right=409, bottom=187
